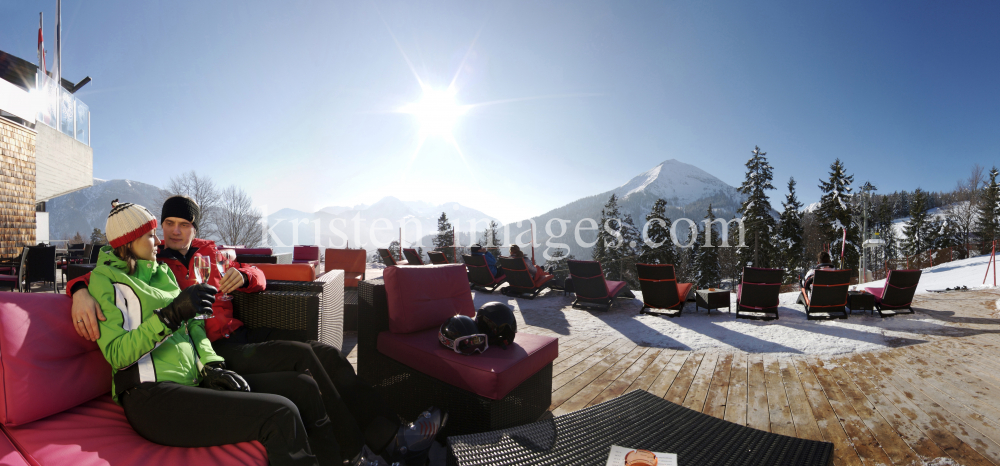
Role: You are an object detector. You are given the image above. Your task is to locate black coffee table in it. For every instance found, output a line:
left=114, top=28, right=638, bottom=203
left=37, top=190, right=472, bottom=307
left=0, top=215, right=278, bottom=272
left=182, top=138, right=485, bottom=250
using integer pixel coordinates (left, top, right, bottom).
left=447, top=389, right=832, bottom=465
left=695, top=289, right=731, bottom=314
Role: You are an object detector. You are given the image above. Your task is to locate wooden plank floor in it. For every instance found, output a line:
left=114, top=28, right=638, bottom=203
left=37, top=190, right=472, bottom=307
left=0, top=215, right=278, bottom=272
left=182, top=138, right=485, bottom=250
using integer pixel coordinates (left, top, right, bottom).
left=344, top=290, right=1000, bottom=465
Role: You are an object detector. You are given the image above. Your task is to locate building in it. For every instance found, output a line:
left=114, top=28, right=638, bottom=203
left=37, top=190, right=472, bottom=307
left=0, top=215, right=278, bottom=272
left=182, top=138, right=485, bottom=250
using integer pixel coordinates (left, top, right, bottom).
left=0, top=49, right=93, bottom=256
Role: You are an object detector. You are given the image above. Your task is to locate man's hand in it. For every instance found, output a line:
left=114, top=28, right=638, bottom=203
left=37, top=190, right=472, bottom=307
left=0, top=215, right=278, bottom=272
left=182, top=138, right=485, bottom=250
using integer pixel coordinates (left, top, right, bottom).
left=72, top=288, right=105, bottom=341
left=217, top=267, right=245, bottom=294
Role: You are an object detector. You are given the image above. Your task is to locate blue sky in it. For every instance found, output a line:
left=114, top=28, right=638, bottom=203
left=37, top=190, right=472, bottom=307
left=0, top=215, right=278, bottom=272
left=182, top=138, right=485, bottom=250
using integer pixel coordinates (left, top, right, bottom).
left=2, top=1, right=998, bottom=223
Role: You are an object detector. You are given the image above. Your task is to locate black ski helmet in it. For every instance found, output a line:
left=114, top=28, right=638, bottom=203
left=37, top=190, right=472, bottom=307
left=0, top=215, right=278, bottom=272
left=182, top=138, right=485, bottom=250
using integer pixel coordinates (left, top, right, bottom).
left=475, top=302, right=517, bottom=349
left=438, top=315, right=488, bottom=355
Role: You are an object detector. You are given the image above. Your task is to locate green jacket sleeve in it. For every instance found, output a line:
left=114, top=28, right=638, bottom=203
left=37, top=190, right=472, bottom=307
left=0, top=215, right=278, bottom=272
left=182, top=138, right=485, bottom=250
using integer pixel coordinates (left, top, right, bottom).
left=187, top=319, right=224, bottom=366
left=91, top=273, right=172, bottom=370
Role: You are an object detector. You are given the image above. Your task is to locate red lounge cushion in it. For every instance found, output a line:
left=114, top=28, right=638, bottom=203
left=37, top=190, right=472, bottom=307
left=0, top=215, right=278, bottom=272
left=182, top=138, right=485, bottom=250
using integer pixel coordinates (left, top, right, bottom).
left=0, top=430, right=29, bottom=465
left=292, top=259, right=320, bottom=267
left=606, top=280, right=626, bottom=298
left=5, top=395, right=266, bottom=466
left=864, top=287, right=885, bottom=303
left=344, top=273, right=364, bottom=288
left=255, top=264, right=316, bottom=282
left=384, top=265, right=475, bottom=334
left=0, top=292, right=111, bottom=426
left=377, top=328, right=558, bottom=400
left=293, top=246, right=320, bottom=261
left=676, top=283, right=693, bottom=302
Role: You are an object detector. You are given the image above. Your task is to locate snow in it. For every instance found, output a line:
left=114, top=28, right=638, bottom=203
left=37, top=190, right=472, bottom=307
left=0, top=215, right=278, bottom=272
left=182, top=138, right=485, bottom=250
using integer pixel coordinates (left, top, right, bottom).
left=857, top=252, right=997, bottom=294
left=615, top=159, right=735, bottom=205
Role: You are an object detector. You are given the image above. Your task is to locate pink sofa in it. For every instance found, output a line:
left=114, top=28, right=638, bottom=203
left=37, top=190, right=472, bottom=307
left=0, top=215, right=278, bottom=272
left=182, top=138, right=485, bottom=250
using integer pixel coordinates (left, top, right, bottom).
left=0, top=292, right=267, bottom=466
left=292, top=246, right=321, bottom=272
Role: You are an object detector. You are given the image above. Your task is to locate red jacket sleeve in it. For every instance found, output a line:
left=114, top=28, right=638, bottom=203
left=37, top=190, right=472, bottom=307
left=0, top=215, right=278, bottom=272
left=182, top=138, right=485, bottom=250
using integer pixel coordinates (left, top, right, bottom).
left=236, top=263, right=266, bottom=292
left=65, top=272, right=92, bottom=297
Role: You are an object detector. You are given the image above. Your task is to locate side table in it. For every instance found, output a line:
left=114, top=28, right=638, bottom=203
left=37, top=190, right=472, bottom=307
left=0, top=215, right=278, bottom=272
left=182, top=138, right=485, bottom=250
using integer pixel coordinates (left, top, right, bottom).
left=847, top=291, right=875, bottom=314
left=695, top=289, right=730, bottom=314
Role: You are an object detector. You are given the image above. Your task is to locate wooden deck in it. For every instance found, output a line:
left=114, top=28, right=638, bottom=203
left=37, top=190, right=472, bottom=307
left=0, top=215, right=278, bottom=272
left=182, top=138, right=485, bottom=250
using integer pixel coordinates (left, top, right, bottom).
left=346, top=290, right=1000, bottom=465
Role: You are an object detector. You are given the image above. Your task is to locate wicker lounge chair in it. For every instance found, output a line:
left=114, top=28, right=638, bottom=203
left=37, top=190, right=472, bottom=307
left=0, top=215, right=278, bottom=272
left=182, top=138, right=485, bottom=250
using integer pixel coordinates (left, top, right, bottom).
left=463, top=254, right=506, bottom=292
left=864, top=269, right=921, bottom=317
left=636, top=263, right=693, bottom=317
left=735, top=267, right=783, bottom=320
left=428, top=251, right=449, bottom=264
left=448, top=389, right=833, bottom=465
left=566, top=260, right=635, bottom=311
left=498, top=256, right=554, bottom=299
left=800, top=269, right=850, bottom=320
left=402, top=248, right=424, bottom=265
left=357, top=267, right=557, bottom=436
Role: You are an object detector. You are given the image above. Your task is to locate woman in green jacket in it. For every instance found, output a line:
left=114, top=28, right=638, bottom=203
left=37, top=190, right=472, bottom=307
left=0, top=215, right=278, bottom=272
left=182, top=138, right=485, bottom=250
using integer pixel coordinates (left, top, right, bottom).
left=91, top=201, right=341, bottom=466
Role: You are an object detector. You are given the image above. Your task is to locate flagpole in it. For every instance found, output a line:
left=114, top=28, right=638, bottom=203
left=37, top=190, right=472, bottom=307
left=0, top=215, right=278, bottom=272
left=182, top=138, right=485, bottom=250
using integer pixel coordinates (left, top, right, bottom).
left=55, top=0, right=62, bottom=126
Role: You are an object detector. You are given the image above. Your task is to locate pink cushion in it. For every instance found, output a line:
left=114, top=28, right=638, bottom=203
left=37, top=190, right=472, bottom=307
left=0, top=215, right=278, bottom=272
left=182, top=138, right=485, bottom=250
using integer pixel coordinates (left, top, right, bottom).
left=5, top=395, right=266, bottom=466
left=0, top=292, right=111, bottom=426
left=293, top=246, right=320, bottom=261
left=0, top=430, right=29, bottom=465
left=234, top=248, right=272, bottom=256
left=864, top=287, right=885, bottom=303
left=378, top=328, right=558, bottom=400
left=606, top=280, right=626, bottom=298
left=384, top=265, right=475, bottom=334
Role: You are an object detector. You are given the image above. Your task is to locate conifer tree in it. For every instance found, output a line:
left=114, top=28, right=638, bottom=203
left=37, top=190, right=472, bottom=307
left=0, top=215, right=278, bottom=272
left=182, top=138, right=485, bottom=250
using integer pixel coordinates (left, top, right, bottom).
left=817, top=159, right=859, bottom=269
left=776, top=177, right=805, bottom=278
left=977, top=167, right=1000, bottom=253
left=593, top=194, right=623, bottom=268
left=902, top=188, right=935, bottom=256
left=695, top=204, right=722, bottom=288
left=479, top=220, right=503, bottom=258
left=737, top=146, right=777, bottom=268
left=639, top=199, right=677, bottom=265
left=387, top=240, right=401, bottom=262
left=433, top=212, right=455, bottom=262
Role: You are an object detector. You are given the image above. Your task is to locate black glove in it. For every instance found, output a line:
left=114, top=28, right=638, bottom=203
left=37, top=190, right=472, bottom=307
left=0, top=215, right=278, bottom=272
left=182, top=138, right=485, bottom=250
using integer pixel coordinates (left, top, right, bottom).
left=155, top=283, right=217, bottom=331
left=200, top=361, right=250, bottom=392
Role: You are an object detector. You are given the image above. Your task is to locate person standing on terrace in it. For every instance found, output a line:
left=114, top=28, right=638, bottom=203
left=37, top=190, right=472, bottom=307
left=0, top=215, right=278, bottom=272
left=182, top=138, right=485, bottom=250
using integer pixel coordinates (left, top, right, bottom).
left=89, top=201, right=341, bottom=465
left=68, top=195, right=443, bottom=466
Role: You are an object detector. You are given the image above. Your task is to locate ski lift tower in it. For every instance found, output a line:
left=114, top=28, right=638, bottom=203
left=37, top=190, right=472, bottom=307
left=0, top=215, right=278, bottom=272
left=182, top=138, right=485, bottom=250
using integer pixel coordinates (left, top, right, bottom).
left=858, top=182, right=880, bottom=284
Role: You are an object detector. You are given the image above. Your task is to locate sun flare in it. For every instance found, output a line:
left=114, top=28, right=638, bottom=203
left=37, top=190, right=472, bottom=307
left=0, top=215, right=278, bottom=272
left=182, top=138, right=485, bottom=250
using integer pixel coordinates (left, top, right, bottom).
left=400, top=88, right=468, bottom=137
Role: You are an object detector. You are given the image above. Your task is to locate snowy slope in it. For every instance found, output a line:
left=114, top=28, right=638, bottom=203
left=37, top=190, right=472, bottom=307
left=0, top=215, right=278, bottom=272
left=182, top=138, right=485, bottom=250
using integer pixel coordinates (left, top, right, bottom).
left=858, top=252, right=996, bottom=294
left=47, top=179, right=169, bottom=240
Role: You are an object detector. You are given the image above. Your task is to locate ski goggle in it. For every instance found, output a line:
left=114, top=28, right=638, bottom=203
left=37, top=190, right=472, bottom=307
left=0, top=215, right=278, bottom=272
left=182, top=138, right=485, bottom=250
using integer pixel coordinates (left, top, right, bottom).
left=439, top=331, right=489, bottom=355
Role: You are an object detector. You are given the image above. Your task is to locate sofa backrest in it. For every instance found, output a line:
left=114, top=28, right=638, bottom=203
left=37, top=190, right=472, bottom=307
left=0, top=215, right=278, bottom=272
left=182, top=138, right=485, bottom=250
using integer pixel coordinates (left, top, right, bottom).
left=325, top=248, right=366, bottom=275
left=384, top=264, right=475, bottom=334
left=0, top=292, right=111, bottom=426
left=255, top=263, right=317, bottom=282
left=293, top=246, right=320, bottom=261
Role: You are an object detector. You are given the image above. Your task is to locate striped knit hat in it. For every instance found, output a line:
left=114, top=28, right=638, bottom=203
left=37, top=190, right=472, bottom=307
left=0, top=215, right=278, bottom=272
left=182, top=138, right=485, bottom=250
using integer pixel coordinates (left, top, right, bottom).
left=106, top=199, right=158, bottom=248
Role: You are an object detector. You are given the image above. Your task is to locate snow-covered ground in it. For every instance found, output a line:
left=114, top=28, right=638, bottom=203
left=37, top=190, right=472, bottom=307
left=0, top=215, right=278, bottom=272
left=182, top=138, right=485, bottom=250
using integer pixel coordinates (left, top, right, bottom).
left=364, top=254, right=998, bottom=357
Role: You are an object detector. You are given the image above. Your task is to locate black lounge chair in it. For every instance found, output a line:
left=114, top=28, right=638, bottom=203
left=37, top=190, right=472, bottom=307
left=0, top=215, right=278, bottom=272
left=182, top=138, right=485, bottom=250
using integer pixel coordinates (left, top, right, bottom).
left=428, top=251, right=449, bottom=264
left=402, top=248, right=424, bottom=265
left=463, top=254, right=506, bottom=292
left=735, top=267, right=783, bottom=320
left=636, top=264, right=693, bottom=317
left=378, top=248, right=405, bottom=266
left=498, top=256, right=554, bottom=299
left=800, top=269, right=850, bottom=320
left=865, top=269, right=921, bottom=317
left=566, top=260, right=634, bottom=311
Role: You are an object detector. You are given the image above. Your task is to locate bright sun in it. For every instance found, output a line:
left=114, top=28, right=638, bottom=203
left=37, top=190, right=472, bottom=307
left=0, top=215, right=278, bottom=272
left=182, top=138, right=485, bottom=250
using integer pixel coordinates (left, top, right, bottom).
left=400, top=88, right=468, bottom=138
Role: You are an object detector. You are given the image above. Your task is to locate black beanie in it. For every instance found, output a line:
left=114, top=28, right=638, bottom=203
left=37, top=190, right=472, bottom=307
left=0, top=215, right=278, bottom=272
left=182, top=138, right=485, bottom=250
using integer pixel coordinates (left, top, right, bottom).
left=161, top=195, right=201, bottom=230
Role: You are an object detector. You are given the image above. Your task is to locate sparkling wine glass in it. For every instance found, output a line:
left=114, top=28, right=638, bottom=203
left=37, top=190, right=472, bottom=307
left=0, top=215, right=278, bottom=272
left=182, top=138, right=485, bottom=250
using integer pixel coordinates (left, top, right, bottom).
left=216, top=251, right=232, bottom=302
left=191, top=256, right=214, bottom=319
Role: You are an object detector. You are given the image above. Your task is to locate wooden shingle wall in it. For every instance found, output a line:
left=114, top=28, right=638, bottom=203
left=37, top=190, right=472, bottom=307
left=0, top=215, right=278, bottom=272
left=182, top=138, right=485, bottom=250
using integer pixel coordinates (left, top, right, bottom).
left=0, top=118, right=36, bottom=257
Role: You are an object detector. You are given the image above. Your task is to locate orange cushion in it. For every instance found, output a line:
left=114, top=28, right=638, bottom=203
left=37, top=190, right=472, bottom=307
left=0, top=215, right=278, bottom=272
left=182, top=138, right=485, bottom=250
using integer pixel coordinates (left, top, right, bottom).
left=325, top=248, right=366, bottom=275
left=254, top=264, right=316, bottom=282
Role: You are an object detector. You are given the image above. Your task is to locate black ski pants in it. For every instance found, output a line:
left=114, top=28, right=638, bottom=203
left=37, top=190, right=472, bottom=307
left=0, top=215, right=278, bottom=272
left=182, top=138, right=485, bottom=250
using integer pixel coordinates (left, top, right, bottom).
left=121, top=372, right=340, bottom=466
left=212, top=327, right=401, bottom=459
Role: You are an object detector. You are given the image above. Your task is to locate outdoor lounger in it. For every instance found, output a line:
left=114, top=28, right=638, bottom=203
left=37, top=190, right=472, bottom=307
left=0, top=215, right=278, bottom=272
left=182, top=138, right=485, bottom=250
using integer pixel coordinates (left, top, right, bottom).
left=462, top=254, right=506, bottom=292
left=735, top=267, right=784, bottom=320
left=865, top=269, right=921, bottom=317
left=636, top=263, right=693, bottom=317
left=498, top=256, right=554, bottom=299
left=378, top=248, right=406, bottom=266
left=800, top=269, right=851, bottom=320
left=566, top=260, right=635, bottom=311
left=402, top=248, right=425, bottom=265
left=428, top=251, right=449, bottom=264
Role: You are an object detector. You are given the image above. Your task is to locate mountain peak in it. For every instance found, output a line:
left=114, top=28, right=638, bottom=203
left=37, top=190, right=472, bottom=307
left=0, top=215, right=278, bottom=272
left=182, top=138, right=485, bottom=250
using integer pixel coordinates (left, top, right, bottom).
left=613, top=159, right=735, bottom=206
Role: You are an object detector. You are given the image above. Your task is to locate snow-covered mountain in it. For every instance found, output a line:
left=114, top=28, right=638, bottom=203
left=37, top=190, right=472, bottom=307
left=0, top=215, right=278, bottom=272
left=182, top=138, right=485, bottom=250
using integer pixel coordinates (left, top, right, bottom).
left=47, top=179, right=168, bottom=241
left=501, top=159, right=745, bottom=262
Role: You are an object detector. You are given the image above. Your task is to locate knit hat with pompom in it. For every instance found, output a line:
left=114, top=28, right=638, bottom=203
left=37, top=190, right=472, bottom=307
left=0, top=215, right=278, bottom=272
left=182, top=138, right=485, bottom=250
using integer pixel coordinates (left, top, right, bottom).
left=106, top=199, right=158, bottom=248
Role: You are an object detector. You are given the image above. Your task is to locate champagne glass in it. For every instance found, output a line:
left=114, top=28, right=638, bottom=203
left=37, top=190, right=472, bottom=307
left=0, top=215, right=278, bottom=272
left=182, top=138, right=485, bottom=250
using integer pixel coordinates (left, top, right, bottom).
left=191, top=256, right=214, bottom=319
left=216, top=251, right=233, bottom=302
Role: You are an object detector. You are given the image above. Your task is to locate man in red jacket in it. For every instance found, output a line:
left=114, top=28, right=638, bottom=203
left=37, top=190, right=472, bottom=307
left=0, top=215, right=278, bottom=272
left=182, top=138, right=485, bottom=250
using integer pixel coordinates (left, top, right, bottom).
left=69, top=195, right=442, bottom=465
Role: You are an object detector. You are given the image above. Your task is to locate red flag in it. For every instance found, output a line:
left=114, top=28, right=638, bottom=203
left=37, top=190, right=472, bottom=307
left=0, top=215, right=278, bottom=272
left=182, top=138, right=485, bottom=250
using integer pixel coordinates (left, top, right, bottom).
left=840, top=227, right=847, bottom=261
left=38, top=14, right=47, bottom=75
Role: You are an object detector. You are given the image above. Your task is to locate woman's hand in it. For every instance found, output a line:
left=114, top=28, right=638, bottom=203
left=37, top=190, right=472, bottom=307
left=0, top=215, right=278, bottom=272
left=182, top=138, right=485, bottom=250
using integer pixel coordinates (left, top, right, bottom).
left=155, top=284, right=216, bottom=330
left=72, top=288, right=105, bottom=341
left=217, top=268, right=245, bottom=294
left=200, top=362, right=250, bottom=392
